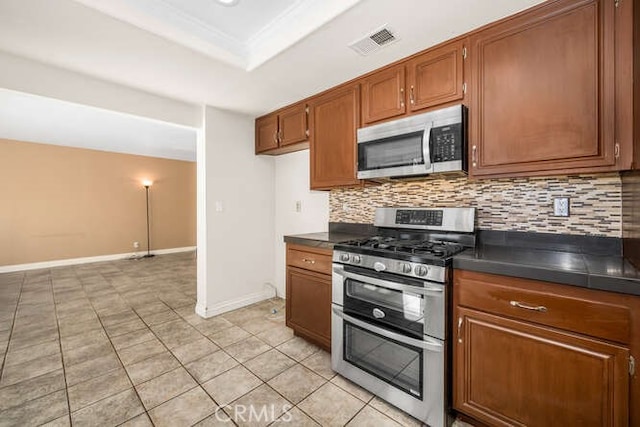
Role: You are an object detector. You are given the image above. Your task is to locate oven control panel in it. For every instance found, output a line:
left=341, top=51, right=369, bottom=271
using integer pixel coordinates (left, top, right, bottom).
left=396, top=209, right=443, bottom=226
left=333, top=251, right=447, bottom=283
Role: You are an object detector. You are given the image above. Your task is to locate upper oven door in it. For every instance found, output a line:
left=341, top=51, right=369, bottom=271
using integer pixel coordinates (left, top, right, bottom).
left=357, top=113, right=432, bottom=179
left=333, top=264, right=445, bottom=341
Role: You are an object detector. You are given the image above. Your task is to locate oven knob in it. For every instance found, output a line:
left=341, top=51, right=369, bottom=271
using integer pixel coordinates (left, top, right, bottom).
left=340, top=253, right=350, bottom=262
left=373, top=262, right=387, bottom=272
left=401, top=263, right=412, bottom=274
left=414, top=265, right=429, bottom=277
left=352, top=255, right=361, bottom=264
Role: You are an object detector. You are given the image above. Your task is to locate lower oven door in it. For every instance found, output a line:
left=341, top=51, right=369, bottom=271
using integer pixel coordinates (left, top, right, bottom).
left=332, top=305, right=445, bottom=427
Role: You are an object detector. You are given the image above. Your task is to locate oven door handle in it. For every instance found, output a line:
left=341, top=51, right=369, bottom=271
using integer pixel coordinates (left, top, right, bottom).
left=332, top=305, right=443, bottom=352
left=333, top=265, right=443, bottom=295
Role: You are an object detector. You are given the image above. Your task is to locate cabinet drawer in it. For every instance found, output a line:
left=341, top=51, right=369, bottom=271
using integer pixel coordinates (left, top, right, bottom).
left=286, top=245, right=332, bottom=275
left=455, top=270, right=631, bottom=344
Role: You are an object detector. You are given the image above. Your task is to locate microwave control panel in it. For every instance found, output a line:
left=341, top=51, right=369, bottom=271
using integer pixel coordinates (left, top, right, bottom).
left=430, top=123, right=462, bottom=162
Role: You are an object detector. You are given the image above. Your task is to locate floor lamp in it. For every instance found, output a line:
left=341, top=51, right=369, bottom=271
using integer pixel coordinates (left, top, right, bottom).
left=142, top=180, right=155, bottom=258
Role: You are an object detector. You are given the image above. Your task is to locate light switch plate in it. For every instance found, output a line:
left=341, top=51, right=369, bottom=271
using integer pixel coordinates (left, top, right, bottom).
left=553, top=197, right=569, bottom=217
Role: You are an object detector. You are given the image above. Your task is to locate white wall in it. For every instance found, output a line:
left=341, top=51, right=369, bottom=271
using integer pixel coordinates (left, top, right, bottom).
left=274, top=150, right=329, bottom=296
left=196, top=106, right=276, bottom=317
left=0, top=51, right=200, bottom=127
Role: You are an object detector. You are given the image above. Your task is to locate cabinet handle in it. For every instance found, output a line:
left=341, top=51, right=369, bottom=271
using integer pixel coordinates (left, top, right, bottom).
left=457, top=317, right=463, bottom=343
left=399, top=87, right=405, bottom=108
left=302, top=258, right=316, bottom=264
left=409, top=85, right=415, bottom=105
left=472, top=145, right=477, bottom=167
left=510, top=300, right=547, bottom=313
left=273, top=131, right=279, bottom=143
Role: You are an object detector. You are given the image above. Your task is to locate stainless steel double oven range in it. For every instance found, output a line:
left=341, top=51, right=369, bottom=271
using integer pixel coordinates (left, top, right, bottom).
left=331, top=207, right=476, bottom=426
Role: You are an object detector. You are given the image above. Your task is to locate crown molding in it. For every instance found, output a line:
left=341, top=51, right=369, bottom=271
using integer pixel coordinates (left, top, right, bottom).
left=72, top=0, right=363, bottom=71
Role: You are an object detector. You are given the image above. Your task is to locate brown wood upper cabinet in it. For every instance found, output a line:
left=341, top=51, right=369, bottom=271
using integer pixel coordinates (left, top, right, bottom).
left=406, top=38, right=466, bottom=113
left=468, top=0, right=619, bottom=178
left=361, top=39, right=466, bottom=126
left=309, top=84, right=361, bottom=189
left=255, top=113, right=279, bottom=153
left=361, top=64, right=406, bottom=124
left=255, top=102, right=309, bottom=155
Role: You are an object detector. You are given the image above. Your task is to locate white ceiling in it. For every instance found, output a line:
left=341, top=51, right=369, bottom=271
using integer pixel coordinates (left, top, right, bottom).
left=0, top=89, right=197, bottom=161
left=71, top=0, right=362, bottom=70
left=0, top=0, right=544, bottom=159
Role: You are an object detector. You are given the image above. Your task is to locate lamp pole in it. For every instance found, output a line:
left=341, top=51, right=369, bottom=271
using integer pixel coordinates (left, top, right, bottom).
left=143, top=181, right=155, bottom=258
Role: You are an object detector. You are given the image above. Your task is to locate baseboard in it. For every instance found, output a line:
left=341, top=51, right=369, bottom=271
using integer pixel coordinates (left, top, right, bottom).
left=195, top=289, right=274, bottom=318
left=0, top=246, right=197, bottom=273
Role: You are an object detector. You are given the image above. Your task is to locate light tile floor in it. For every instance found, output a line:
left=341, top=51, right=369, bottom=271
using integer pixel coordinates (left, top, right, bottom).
left=0, top=252, right=461, bottom=427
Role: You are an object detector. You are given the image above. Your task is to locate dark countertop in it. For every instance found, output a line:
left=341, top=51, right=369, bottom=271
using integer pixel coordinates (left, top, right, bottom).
left=285, top=225, right=640, bottom=297
left=284, top=232, right=365, bottom=250
left=453, top=245, right=640, bottom=297
left=284, top=222, right=376, bottom=250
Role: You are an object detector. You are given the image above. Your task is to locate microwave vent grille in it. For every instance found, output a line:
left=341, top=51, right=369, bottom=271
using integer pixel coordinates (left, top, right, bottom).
left=349, top=25, right=398, bottom=56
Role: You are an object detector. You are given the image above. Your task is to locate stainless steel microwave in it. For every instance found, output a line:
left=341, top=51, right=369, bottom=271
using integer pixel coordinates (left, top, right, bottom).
left=357, top=104, right=467, bottom=179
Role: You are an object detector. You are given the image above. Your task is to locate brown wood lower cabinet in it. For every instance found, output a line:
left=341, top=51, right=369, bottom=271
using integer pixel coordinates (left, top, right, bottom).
left=453, top=270, right=639, bottom=427
left=285, top=244, right=332, bottom=351
left=455, top=307, right=629, bottom=426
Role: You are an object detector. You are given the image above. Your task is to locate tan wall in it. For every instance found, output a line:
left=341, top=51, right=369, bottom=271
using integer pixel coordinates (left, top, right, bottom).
left=0, top=139, right=196, bottom=265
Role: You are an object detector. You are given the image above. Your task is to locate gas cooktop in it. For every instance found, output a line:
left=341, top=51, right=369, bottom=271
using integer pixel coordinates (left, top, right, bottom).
left=333, top=207, right=476, bottom=281
left=342, top=236, right=465, bottom=258
left=334, top=236, right=467, bottom=268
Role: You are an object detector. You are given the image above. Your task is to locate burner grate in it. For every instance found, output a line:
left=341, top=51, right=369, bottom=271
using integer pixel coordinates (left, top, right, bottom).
left=341, top=237, right=465, bottom=259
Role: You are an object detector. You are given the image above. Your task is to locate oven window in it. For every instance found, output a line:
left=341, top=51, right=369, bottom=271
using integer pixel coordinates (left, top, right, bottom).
left=358, top=131, right=424, bottom=171
left=345, top=279, right=423, bottom=322
left=344, top=322, right=423, bottom=399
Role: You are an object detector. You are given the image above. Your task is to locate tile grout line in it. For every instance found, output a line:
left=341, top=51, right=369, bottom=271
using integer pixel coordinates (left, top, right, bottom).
left=0, top=271, right=26, bottom=386
left=133, top=302, right=303, bottom=426
left=131, top=302, right=213, bottom=425
left=74, top=264, right=153, bottom=426
left=0, top=254, right=193, bottom=424
left=106, top=256, right=238, bottom=425
left=1, top=255, right=407, bottom=427
left=52, top=268, right=76, bottom=426
left=95, top=261, right=172, bottom=427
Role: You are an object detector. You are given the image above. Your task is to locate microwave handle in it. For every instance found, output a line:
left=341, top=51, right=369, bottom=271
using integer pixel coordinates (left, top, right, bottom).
left=332, top=305, right=443, bottom=352
left=422, top=122, right=433, bottom=168
left=333, top=265, right=443, bottom=296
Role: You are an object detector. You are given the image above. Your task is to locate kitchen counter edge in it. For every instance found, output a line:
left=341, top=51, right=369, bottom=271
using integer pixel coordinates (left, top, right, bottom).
left=453, top=246, right=640, bottom=297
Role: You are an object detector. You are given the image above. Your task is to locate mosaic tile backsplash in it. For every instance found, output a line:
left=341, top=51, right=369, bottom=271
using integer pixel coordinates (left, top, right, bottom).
left=329, top=173, right=622, bottom=237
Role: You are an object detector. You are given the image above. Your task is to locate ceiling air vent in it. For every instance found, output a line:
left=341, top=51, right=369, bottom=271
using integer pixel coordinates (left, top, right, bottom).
left=349, top=25, right=398, bottom=56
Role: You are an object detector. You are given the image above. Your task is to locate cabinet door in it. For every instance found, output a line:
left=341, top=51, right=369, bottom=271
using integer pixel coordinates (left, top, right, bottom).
left=469, top=0, right=616, bottom=178
left=255, top=114, right=279, bottom=154
left=361, top=65, right=406, bottom=125
left=285, top=267, right=331, bottom=349
left=406, top=38, right=465, bottom=112
left=279, top=103, right=308, bottom=146
left=309, top=84, right=361, bottom=189
left=454, top=307, right=629, bottom=427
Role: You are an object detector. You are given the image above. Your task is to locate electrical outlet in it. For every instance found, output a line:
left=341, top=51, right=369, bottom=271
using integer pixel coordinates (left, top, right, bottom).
left=295, top=200, right=302, bottom=212
left=553, top=197, right=570, bottom=217
left=133, top=241, right=140, bottom=249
